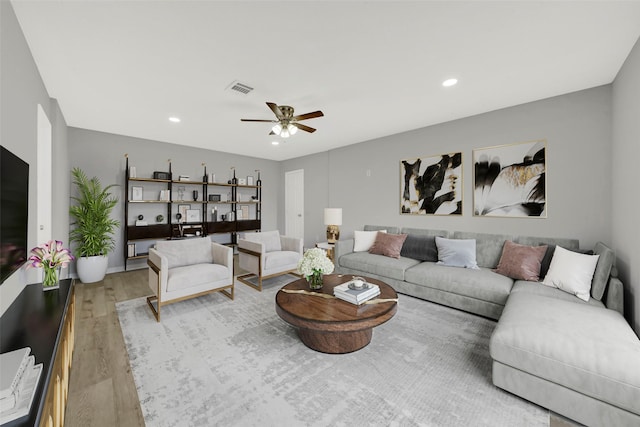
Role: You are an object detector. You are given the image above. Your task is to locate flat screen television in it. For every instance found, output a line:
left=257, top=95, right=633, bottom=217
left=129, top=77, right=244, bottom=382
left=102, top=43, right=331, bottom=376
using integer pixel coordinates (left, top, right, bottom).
left=0, top=146, right=29, bottom=284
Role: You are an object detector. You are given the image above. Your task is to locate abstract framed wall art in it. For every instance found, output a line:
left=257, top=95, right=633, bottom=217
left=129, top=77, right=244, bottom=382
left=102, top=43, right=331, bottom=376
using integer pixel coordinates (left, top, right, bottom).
left=473, top=139, right=546, bottom=218
left=400, top=152, right=462, bottom=215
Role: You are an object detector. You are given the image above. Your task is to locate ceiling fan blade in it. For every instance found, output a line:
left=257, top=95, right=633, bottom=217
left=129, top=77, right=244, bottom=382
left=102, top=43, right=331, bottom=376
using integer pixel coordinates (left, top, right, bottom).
left=292, top=110, right=324, bottom=121
left=240, top=119, right=277, bottom=122
left=266, top=102, right=285, bottom=120
left=292, top=123, right=316, bottom=133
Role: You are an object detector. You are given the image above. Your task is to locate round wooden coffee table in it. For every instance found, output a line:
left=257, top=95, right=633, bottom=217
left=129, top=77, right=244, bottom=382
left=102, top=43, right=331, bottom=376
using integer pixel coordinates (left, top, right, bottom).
left=275, top=274, right=398, bottom=354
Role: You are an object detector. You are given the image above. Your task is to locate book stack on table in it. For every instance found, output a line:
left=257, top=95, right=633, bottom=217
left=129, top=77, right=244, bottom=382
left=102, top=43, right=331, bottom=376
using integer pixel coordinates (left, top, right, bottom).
left=0, top=347, right=43, bottom=425
left=334, top=280, right=380, bottom=305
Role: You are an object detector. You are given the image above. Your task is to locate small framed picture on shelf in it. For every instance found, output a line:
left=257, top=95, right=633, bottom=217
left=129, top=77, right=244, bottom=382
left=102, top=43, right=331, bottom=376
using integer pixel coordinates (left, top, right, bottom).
left=186, top=209, right=201, bottom=223
left=132, top=186, right=143, bottom=201
left=178, top=204, right=190, bottom=222
left=247, top=176, right=254, bottom=186
left=241, top=205, right=249, bottom=220
left=238, top=178, right=246, bottom=185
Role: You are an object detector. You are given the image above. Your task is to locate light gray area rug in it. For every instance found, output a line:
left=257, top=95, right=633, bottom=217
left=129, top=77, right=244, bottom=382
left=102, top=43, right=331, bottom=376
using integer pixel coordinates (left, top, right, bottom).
left=116, top=277, right=548, bottom=427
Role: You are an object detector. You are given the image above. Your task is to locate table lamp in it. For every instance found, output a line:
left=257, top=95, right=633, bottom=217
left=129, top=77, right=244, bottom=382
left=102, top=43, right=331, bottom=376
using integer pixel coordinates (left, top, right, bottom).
left=324, top=208, right=342, bottom=244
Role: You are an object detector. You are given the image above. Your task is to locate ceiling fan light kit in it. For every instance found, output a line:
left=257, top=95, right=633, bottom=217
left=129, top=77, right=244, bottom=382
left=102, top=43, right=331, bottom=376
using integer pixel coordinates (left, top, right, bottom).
left=241, top=102, right=324, bottom=138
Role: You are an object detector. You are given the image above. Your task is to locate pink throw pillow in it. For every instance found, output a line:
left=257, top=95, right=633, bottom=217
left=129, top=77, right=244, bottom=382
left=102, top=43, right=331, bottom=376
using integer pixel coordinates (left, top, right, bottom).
left=495, top=240, right=547, bottom=281
left=369, top=233, right=408, bottom=259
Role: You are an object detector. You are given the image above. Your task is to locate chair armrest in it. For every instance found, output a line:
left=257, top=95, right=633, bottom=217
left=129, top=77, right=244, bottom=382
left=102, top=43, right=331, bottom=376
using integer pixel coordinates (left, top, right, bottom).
left=281, top=235, right=303, bottom=254
left=605, top=276, right=624, bottom=316
left=148, top=248, right=169, bottom=296
left=211, top=242, right=233, bottom=269
left=148, top=248, right=168, bottom=272
left=334, top=239, right=354, bottom=264
left=238, top=238, right=265, bottom=256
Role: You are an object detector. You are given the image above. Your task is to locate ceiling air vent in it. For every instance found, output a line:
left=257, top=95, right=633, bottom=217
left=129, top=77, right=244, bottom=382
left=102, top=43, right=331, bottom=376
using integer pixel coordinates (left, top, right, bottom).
left=227, top=81, right=254, bottom=95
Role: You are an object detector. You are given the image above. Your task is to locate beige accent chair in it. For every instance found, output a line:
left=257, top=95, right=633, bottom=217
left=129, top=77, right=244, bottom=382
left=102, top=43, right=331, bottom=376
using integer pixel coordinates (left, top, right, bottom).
left=237, top=230, right=303, bottom=291
left=147, top=237, right=234, bottom=321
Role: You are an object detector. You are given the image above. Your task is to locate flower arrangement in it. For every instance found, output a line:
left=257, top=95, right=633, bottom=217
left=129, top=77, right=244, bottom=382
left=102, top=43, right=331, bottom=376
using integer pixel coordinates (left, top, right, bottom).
left=27, top=240, right=74, bottom=288
left=297, top=248, right=334, bottom=290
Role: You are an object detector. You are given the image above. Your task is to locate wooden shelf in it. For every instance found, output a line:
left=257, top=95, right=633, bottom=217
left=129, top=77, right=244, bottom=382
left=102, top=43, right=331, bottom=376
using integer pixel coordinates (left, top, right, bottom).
left=125, top=159, right=262, bottom=270
left=129, top=177, right=171, bottom=183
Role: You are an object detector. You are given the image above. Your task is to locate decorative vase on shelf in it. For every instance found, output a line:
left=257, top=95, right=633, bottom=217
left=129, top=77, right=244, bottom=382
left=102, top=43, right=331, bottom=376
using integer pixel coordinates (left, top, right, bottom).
left=42, top=267, right=61, bottom=291
left=307, top=271, right=323, bottom=290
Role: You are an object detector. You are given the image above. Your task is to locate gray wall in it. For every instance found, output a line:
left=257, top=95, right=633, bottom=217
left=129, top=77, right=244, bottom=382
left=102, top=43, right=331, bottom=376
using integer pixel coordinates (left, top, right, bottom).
left=284, top=86, right=613, bottom=251
left=612, top=37, right=640, bottom=333
left=67, top=128, right=280, bottom=272
left=1, top=2, right=70, bottom=315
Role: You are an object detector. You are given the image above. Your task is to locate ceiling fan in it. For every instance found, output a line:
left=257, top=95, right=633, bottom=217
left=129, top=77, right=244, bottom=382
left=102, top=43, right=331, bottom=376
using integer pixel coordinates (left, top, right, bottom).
left=241, top=102, right=324, bottom=138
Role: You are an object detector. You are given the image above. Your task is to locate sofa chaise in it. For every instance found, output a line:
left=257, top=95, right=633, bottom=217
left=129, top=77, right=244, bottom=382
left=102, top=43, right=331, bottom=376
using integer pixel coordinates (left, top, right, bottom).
left=334, top=225, right=640, bottom=427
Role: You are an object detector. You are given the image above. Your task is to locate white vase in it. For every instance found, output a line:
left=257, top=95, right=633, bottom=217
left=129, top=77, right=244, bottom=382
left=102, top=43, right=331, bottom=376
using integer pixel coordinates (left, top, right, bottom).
left=76, top=255, right=108, bottom=284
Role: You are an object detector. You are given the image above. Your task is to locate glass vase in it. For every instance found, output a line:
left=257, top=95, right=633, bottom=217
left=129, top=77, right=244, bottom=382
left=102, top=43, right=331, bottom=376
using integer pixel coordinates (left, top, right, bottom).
left=43, top=267, right=60, bottom=291
left=307, top=271, right=323, bottom=290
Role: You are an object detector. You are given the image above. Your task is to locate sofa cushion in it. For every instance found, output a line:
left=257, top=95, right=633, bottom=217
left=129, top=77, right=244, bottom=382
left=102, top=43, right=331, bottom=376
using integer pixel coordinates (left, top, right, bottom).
left=155, top=238, right=212, bottom=269
left=243, top=230, right=281, bottom=252
left=369, top=233, right=407, bottom=258
left=166, top=263, right=230, bottom=292
left=495, top=240, right=547, bottom=281
left=400, top=234, right=438, bottom=262
left=404, top=262, right=514, bottom=306
left=541, top=246, right=599, bottom=302
left=339, top=252, right=420, bottom=281
left=514, top=236, right=579, bottom=278
left=264, top=251, right=301, bottom=271
left=435, top=237, right=479, bottom=269
left=490, top=292, right=640, bottom=416
left=452, top=231, right=514, bottom=268
left=399, top=227, right=450, bottom=238
left=364, top=224, right=400, bottom=234
left=354, top=230, right=386, bottom=252
left=591, top=242, right=615, bottom=301
left=510, top=280, right=604, bottom=309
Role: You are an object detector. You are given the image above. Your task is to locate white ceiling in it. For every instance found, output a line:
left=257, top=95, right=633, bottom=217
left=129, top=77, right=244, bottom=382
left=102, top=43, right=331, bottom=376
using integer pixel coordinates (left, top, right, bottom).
left=11, top=1, right=640, bottom=161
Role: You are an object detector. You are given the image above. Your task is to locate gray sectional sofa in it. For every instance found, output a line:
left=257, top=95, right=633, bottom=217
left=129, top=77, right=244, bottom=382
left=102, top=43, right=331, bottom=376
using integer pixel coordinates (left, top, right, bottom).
left=334, top=225, right=640, bottom=427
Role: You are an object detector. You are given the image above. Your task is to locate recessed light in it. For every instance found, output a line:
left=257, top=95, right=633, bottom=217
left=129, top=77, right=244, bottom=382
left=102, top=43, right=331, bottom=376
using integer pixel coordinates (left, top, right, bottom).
left=271, top=141, right=280, bottom=146
left=168, top=117, right=181, bottom=123
left=442, top=78, right=458, bottom=87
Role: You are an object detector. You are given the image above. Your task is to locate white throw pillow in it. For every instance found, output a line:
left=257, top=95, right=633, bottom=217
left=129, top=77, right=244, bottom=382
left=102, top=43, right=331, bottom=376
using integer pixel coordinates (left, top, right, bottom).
left=541, top=246, right=600, bottom=302
left=353, top=230, right=386, bottom=252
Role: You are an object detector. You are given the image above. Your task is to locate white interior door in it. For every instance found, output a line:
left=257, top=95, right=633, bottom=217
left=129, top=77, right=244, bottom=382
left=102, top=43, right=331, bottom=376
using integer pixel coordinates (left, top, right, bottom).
left=37, top=104, right=52, bottom=244
left=285, top=169, right=304, bottom=240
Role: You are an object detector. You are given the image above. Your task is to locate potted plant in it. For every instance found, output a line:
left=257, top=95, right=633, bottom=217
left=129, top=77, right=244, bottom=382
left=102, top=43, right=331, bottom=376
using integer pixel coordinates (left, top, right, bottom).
left=69, top=167, right=120, bottom=283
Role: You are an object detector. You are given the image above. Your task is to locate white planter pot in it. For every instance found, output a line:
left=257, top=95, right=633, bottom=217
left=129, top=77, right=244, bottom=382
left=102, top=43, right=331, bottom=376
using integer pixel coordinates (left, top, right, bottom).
left=76, top=255, right=108, bottom=284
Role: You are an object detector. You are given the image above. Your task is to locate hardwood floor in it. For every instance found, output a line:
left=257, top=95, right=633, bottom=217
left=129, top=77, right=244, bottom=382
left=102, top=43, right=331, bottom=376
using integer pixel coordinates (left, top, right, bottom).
left=64, top=263, right=578, bottom=427
left=65, top=269, right=148, bottom=427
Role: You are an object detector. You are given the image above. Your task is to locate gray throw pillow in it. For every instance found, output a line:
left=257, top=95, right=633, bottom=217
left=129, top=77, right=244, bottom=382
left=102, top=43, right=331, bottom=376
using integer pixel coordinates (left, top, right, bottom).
left=591, top=242, right=615, bottom=301
left=400, top=234, right=438, bottom=262
left=435, top=237, right=479, bottom=269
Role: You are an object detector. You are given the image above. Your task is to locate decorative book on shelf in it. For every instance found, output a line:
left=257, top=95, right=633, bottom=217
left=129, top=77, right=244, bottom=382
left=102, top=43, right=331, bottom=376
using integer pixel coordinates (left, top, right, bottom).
left=0, top=348, right=31, bottom=400
left=334, top=280, right=380, bottom=305
left=0, top=347, right=43, bottom=425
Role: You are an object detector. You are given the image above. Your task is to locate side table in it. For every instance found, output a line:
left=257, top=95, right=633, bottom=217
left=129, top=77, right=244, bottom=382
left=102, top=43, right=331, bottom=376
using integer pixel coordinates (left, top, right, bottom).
left=315, top=242, right=335, bottom=262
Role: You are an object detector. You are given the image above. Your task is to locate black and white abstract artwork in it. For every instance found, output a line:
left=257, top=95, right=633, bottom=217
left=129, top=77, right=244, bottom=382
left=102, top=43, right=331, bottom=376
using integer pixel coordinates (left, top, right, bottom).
left=401, top=152, right=462, bottom=215
left=473, top=140, right=546, bottom=218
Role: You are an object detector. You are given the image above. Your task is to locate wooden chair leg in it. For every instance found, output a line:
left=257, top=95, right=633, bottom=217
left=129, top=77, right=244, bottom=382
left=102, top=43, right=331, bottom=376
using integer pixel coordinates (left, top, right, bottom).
left=237, top=273, right=262, bottom=292
left=146, top=296, right=160, bottom=322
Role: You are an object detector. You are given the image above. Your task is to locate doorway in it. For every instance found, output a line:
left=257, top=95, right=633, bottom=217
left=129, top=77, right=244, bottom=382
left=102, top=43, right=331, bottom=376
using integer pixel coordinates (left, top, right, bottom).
left=37, top=104, right=52, bottom=244
left=285, top=169, right=304, bottom=240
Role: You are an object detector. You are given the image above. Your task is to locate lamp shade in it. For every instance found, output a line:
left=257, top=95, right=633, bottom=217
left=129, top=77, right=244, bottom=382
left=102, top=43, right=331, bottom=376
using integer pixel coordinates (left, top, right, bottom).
left=324, top=208, right=342, bottom=226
